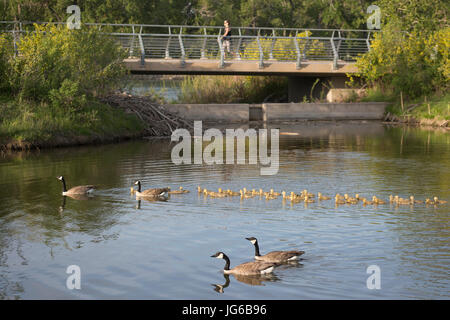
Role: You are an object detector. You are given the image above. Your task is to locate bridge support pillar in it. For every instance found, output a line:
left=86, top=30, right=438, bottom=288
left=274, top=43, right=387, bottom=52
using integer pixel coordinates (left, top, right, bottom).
left=287, top=76, right=349, bottom=102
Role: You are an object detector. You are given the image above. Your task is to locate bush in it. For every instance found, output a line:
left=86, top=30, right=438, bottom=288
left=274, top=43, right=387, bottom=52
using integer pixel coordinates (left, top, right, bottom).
left=354, top=26, right=450, bottom=99
left=9, top=24, right=127, bottom=107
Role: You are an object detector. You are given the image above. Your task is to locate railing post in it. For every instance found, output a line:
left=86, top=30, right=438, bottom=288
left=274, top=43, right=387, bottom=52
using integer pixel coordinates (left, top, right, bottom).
left=217, top=35, right=224, bottom=68
left=178, top=33, right=185, bottom=67
left=165, top=26, right=172, bottom=59
left=235, top=28, right=242, bottom=60
left=200, top=27, right=207, bottom=59
left=293, top=31, right=301, bottom=69
left=269, top=29, right=276, bottom=60
left=129, top=25, right=135, bottom=57
left=138, top=34, right=145, bottom=65
left=366, top=31, right=372, bottom=51
left=336, top=31, right=342, bottom=59
left=330, top=31, right=338, bottom=70
left=257, top=35, right=264, bottom=69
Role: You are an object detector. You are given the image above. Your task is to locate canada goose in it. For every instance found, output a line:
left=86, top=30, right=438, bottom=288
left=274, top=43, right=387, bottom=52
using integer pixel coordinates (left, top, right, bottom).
left=197, top=186, right=203, bottom=193
left=372, top=196, right=386, bottom=204
left=433, top=197, right=447, bottom=204
left=335, top=195, right=346, bottom=205
left=303, top=195, right=315, bottom=203
left=344, top=194, right=358, bottom=204
left=425, top=198, right=436, bottom=205
left=410, top=195, right=423, bottom=204
left=134, top=180, right=169, bottom=198
left=168, top=186, right=190, bottom=194
left=397, top=197, right=412, bottom=205
left=57, top=176, right=95, bottom=195
left=211, top=252, right=276, bottom=275
left=227, top=189, right=240, bottom=196
left=265, top=193, right=278, bottom=200
left=317, top=192, right=331, bottom=200
left=240, top=189, right=255, bottom=199
left=362, top=198, right=374, bottom=205
left=335, top=193, right=345, bottom=200
left=389, top=195, right=395, bottom=203
left=245, top=237, right=305, bottom=263
left=270, top=189, right=281, bottom=196
left=301, top=189, right=314, bottom=198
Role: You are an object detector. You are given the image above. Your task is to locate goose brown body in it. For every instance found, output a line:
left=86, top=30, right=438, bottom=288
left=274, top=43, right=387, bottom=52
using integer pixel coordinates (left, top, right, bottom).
left=57, top=176, right=95, bottom=195
left=134, top=180, right=169, bottom=198
left=246, top=237, right=305, bottom=263
left=211, top=252, right=277, bottom=275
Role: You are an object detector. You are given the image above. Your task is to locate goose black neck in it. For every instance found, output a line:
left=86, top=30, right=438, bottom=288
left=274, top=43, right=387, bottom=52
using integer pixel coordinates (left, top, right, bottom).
left=60, top=178, right=67, bottom=192
left=137, top=181, right=141, bottom=192
left=253, top=241, right=261, bottom=257
left=222, top=254, right=231, bottom=271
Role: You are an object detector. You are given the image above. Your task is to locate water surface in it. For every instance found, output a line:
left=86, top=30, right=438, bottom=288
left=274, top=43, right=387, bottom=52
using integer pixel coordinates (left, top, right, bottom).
left=0, top=122, right=449, bottom=299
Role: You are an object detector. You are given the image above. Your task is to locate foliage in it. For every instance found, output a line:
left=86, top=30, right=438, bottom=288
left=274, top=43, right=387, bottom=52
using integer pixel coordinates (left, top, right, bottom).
left=355, top=25, right=449, bottom=100
left=0, top=34, right=13, bottom=93
left=0, top=94, right=144, bottom=143
left=2, top=0, right=375, bottom=30
left=9, top=24, right=127, bottom=107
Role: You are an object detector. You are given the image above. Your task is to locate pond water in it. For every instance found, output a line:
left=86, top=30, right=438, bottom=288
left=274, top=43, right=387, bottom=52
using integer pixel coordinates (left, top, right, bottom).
left=0, top=122, right=449, bottom=299
left=121, top=78, right=182, bottom=102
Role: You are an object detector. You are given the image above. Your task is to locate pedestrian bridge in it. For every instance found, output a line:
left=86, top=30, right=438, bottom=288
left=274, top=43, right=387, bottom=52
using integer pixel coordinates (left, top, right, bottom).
left=1, top=22, right=375, bottom=76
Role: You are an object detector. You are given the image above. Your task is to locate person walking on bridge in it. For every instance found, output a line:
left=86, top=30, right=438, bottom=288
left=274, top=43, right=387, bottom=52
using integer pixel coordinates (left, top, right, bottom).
left=221, top=20, right=233, bottom=58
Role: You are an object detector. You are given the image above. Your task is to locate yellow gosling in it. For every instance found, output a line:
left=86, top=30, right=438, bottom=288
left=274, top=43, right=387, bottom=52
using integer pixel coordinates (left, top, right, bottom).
left=318, top=192, right=331, bottom=200
left=410, top=196, right=423, bottom=204
left=270, top=189, right=281, bottom=196
left=362, top=198, right=374, bottom=205
left=433, top=197, right=447, bottom=204
left=372, top=196, right=386, bottom=204
left=335, top=195, right=346, bottom=205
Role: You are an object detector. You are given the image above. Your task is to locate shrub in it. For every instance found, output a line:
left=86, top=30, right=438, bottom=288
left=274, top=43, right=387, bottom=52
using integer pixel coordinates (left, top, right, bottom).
left=355, top=26, right=450, bottom=99
left=9, top=24, right=127, bottom=107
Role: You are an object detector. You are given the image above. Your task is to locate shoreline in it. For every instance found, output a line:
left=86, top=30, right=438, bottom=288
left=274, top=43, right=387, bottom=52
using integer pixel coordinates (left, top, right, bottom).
left=1, top=97, right=448, bottom=151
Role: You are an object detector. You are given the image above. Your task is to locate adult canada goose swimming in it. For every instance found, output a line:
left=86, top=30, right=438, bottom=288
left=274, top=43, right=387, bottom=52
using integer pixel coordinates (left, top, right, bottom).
left=245, top=237, right=305, bottom=263
left=134, top=180, right=169, bottom=198
left=57, top=176, right=95, bottom=195
left=211, top=252, right=277, bottom=275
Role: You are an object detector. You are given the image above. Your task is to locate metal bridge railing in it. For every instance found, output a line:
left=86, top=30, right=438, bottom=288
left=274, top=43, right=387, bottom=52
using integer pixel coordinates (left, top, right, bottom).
left=0, top=21, right=376, bottom=70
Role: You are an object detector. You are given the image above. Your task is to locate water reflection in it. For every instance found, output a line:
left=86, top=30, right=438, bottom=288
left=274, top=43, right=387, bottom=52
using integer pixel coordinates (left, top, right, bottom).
left=211, top=272, right=281, bottom=293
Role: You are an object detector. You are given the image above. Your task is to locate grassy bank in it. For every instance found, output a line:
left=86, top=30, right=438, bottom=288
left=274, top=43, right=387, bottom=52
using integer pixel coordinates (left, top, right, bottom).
left=360, top=89, right=450, bottom=125
left=178, top=75, right=288, bottom=104
left=0, top=95, right=145, bottom=149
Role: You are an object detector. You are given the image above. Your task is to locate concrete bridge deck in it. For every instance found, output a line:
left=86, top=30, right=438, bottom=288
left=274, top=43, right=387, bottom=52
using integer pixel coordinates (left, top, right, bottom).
left=125, top=58, right=358, bottom=76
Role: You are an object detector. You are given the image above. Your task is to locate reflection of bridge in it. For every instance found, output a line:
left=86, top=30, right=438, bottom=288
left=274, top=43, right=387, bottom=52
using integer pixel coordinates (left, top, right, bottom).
left=1, top=22, right=377, bottom=101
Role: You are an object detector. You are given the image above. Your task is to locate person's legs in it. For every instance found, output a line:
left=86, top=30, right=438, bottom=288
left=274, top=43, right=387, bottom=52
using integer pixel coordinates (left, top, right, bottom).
left=224, top=40, right=230, bottom=53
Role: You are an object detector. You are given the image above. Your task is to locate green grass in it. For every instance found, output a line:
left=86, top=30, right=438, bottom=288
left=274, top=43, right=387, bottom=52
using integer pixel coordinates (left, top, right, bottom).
left=360, top=87, right=450, bottom=121
left=0, top=94, right=145, bottom=146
